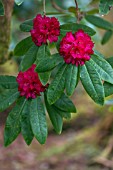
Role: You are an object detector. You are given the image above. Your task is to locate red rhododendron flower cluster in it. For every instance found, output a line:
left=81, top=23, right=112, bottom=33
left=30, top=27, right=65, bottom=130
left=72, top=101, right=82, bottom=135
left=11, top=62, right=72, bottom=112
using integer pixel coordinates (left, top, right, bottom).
left=16, top=64, right=47, bottom=99
left=30, top=14, right=60, bottom=46
left=59, top=29, right=94, bottom=66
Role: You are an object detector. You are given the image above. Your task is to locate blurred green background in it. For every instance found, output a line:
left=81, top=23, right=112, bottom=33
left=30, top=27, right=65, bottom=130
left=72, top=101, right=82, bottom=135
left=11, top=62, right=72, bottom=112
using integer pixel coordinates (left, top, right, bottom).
left=0, top=0, right=113, bottom=169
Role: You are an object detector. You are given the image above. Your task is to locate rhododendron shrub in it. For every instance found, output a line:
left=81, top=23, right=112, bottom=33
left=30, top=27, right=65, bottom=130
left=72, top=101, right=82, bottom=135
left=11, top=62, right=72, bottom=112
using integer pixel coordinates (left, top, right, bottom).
left=1, top=0, right=113, bottom=147
left=0, top=65, right=76, bottom=146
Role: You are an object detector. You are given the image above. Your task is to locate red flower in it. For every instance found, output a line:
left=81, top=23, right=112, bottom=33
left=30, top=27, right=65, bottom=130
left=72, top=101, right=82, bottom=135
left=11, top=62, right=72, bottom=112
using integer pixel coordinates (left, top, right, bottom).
left=30, top=14, right=60, bottom=46
left=16, top=64, right=47, bottom=99
left=59, top=30, right=94, bottom=66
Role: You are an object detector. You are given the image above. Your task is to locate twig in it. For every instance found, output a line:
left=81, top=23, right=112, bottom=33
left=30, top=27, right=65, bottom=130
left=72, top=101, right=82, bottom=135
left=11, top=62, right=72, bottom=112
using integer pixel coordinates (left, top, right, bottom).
left=43, top=0, right=46, bottom=15
left=50, top=0, right=67, bottom=13
left=74, top=0, right=80, bottom=23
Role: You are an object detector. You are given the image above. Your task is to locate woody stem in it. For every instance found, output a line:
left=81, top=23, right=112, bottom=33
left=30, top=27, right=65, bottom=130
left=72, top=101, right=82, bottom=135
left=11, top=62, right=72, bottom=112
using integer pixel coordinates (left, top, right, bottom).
left=74, top=0, right=80, bottom=23
left=43, top=0, right=46, bottom=15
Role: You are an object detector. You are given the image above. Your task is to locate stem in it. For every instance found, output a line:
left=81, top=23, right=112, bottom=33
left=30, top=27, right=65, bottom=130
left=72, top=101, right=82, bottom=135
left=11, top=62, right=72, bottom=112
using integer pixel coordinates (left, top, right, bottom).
left=74, top=0, right=80, bottom=23
left=43, top=0, right=46, bottom=15
left=50, top=0, right=67, bottom=13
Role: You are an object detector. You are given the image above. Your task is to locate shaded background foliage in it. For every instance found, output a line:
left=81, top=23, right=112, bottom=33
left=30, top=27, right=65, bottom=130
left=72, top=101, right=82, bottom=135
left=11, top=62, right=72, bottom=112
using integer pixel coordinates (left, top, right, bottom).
left=0, top=0, right=113, bottom=169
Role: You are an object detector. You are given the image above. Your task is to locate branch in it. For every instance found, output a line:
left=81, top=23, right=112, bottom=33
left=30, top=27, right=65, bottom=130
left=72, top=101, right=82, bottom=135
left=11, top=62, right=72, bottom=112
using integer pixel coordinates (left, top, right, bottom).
left=0, top=0, right=14, bottom=64
left=43, top=0, right=46, bottom=15
left=74, top=0, right=80, bottom=23
left=50, top=0, right=67, bottom=13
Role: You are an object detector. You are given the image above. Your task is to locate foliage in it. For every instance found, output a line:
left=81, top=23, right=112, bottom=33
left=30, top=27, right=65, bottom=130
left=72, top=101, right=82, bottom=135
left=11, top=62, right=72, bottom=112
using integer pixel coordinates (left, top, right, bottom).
left=1, top=0, right=113, bottom=147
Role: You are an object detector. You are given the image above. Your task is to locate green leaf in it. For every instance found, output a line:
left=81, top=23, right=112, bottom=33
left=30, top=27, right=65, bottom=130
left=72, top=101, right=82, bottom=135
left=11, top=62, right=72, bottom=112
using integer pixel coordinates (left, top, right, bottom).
left=47, top=63, right=68, bottom=105
left=87, top=8, right=99, bottom=15
left=68, top=6, right=77, bottom=15
left=0, top=89, right=19, bottom=112
left=4, top=97, right=27, bottom=147
left=30, top=97, right=47, bottom=144
left=99, top=0, right=113, bottom=15
left=56, top=110, right=71, bottom=119
left=36, top=44, right=51, bottom=62
left=36, top=53, right=63, bottom=73
left=85, top=15, right=113, bottom=31
left=20, top=44, right=38, bottom=71
left=20, top=19, right=33, bottom=32
left=21, top=100, right=34, bottom=145
left=60, top=23, right=96, bottom=36
left=90, top=54, right=113, bottom=84
left=101, top=30, right=113, bottom=45
left=80, top=62, right=104, bottom=105
left=104, top=82, right=113, bottom=97
left=0, top=76, right=18, bottom=89
left=65, top=64, right=78, bottom=96
left=54, top=93, right=76, bottom=113
left=14, top=36, right=33, bottom=57
left=44, top=94, right=63, bottom=134
left=38, top=71, right=51, bottom=86
left=0, top=1, right=4, bottom=16
left=15, top=0, right=24, bottom=5
left=106, top=57, right=113, bottom=68
left=94, top=50, right=104, bottom=58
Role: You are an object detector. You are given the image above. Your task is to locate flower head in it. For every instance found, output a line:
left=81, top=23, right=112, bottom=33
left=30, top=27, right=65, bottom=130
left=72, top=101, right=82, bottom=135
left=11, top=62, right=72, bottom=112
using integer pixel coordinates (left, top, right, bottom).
left=30, top=14, right=60, bottom=46
left=59, top=29, right=94, bottom=66
left=16, top=64, right=47, bottom=99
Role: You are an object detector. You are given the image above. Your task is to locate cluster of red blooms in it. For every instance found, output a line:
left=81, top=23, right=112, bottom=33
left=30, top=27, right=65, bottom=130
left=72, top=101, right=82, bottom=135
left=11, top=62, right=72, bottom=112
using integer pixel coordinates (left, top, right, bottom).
left=59, top=30, right=94, bottom=66
left=30, top=14, right=60, bottom=46
left=17, top=14, right=94, bottom=99
left=16, top=64, right=47, bottom=99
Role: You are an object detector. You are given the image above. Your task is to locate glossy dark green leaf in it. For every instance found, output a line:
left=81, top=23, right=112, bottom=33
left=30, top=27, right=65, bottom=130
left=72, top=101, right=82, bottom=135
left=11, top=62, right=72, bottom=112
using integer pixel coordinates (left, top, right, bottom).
left=30, top=97, right=47, bottom=144
left=4, top=97, right=27, bottom=147
left=20, top=19, right=33, bottom=32
left=47, top=63, right=68, bottom=105
left=90, top=54, right=113, bottom=84
left=0, top=76, right=18, bottom=89
left=38, top=71, right=51, bottom=85
left=106, top=57, right=113, bottom=68
left=54, top=93, right=76, bottom=113
left=101, top=30, right=113, bottom=45
left=60, top=23, right=96, bottom=36
left=14, top=36, right=33, bottom=57
left=56, top=110, right=71, bottom=119
left=104, top=82, right=113, bottom=97
left=0, top=1, right=4, bottom=16
left=36, top=44, right=50, bottom=62
left=20, top=44, right=38, bottom=71
left=21, top=100, right=34, bottom=145
left=0, top=89, right=19, bottom=112
left=85, top=15, right=113, bottom=31
left=65, top=64, right=78, bottom=96
left=15, top=0, right=24, bottom=5
left=99, top=0, right=113, bottom=15
left=45, top=94, right=63, bottom=134
left=36, top=53, right=63, bottom=72
left=80, top=62, right=104, bottom=105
